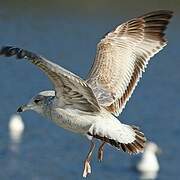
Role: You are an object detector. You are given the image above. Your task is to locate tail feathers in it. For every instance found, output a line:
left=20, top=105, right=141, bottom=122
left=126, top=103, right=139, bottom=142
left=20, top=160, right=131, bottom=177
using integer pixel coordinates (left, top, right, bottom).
left=88, top=124, right=146, bottom=154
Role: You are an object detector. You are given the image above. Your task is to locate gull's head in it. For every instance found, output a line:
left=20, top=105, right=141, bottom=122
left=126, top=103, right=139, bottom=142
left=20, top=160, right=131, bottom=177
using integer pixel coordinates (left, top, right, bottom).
left=17, top=90, right=55, bottom=114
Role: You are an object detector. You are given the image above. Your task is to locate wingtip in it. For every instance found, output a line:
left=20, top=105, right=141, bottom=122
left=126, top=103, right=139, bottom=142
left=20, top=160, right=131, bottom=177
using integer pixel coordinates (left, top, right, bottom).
left=139, top=10, right=174, bottom=18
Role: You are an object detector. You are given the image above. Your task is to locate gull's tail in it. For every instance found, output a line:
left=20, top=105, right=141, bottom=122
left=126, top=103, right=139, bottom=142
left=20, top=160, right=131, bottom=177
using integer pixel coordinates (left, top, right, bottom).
left=88, top=120, right=146, bottom=154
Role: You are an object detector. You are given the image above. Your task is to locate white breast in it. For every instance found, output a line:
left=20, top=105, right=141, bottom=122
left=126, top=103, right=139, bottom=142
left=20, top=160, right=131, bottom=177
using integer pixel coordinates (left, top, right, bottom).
left=50, top=108, right=96, bottom=134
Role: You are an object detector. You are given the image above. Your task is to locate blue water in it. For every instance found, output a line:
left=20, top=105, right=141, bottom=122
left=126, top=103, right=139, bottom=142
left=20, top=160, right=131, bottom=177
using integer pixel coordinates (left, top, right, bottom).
left=0, top=1, right=180, bottom=179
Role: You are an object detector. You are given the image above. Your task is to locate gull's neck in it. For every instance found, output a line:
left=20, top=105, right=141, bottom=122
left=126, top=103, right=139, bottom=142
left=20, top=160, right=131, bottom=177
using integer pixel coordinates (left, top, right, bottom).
left=41, top=96, right=55, bottom=119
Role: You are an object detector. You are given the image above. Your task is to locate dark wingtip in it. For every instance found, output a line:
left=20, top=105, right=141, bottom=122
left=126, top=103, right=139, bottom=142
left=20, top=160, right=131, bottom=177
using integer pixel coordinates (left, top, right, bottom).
left=0, top=46, right=23, bottom=58
left=0, top=46, right=15, bottom=56
left=139, top=10, right=174, bottom=19
left=137, top=10, right=174, bottom=44
left=0, top=46, right=38, bottom=60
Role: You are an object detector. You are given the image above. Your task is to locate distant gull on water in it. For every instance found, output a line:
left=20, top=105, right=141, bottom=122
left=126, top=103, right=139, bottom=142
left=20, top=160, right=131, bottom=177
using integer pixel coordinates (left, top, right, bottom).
left=0, top=10, right=173, bottom=177
left=9, top=114, right=24, bottom=143
left=137, top=141, right=161, bottom=179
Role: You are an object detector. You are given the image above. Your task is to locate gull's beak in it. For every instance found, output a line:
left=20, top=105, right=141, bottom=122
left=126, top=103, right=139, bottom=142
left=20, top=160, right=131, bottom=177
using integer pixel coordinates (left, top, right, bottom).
left=17, top=106, right=23, bottom=113
left=17, top=104, right=32, bottom=113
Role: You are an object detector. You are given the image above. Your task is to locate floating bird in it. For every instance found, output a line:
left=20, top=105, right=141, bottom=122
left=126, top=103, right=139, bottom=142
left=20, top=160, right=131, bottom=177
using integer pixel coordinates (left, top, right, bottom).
left=9, top=114, right=24, bottom=143
left=0, top=10, right=173, bottom=177
left=137, top=142, right=161, bottom=179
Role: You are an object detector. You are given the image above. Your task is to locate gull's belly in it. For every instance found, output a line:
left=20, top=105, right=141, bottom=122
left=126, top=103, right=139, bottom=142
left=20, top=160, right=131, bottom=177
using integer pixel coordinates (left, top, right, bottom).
left=50, top=108, right=94, bottom=134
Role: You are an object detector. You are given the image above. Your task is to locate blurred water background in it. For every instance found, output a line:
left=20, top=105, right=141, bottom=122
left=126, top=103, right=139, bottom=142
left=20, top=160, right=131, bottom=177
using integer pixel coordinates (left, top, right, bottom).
left=0, top=0, right=180, bottom=179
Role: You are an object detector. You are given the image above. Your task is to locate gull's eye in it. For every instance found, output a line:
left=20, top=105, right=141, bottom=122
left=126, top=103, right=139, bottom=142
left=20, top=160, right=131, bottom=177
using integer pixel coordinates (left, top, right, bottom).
left=34, top=99, right=41, bottom=104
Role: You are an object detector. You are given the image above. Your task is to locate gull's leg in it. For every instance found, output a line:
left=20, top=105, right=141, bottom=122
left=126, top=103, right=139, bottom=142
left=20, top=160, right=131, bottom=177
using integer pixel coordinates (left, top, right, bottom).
left=82, top=140, right=95, bottom=178
left=98, top=142, right=106, bottom=162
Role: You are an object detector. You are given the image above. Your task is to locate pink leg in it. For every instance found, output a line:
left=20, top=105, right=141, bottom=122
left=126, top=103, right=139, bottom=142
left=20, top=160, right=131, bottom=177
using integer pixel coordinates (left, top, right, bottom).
left=98, top=142, right=106, bottom=162
left=82, top=141, right=95, bottom=178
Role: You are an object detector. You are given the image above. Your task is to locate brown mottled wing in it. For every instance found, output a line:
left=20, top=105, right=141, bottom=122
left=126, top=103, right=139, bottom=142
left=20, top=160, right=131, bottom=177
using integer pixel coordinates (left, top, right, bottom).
left=0, top=46, right=100, bottom=112
left=87, top=10, right=173, bottom=116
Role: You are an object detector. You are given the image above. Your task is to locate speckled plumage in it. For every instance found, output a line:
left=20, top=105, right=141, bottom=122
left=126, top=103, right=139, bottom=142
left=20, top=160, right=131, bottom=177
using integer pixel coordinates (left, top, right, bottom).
left=0, top=10, right=173, bottom=177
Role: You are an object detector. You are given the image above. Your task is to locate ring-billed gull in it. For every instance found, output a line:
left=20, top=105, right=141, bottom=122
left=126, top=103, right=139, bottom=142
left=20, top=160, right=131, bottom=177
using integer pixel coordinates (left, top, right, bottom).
left=0, top=10, right=173, bottom=177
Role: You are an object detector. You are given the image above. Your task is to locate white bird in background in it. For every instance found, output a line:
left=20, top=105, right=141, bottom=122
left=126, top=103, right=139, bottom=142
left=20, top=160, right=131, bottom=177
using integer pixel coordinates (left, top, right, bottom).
left=137, top=142, right=161, bottom=179
left=8, top=114, right=25, bottom=143
left=0, top=10, right=172, bottom=177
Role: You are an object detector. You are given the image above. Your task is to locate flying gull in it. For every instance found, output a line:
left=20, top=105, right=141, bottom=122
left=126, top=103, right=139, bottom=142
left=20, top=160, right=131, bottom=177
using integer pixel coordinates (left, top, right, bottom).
left=0, top=10, right=173, bottom=177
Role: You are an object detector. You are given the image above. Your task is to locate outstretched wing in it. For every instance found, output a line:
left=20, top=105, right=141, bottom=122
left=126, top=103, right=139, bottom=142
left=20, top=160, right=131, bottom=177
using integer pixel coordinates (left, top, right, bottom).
left=86, top=10, right=173, bottom=116
left=0, top=46, right=100, bottom=112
